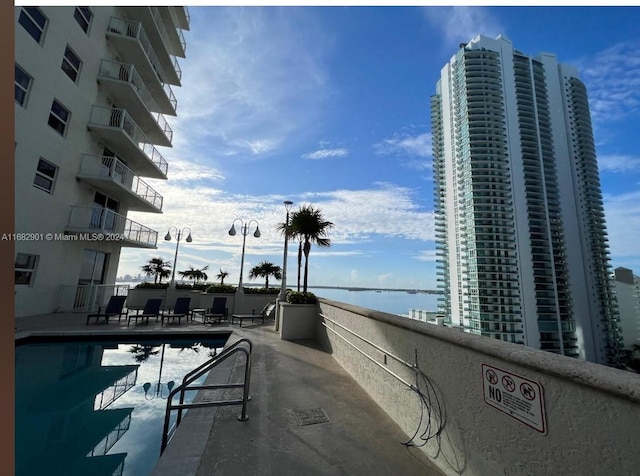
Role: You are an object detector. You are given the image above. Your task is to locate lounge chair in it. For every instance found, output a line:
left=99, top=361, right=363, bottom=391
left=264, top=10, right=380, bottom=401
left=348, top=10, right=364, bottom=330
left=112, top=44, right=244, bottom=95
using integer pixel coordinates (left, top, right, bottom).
left=86, top=295, right=127, bottom=325
left=231, top=301, right=275, bottom=327
left=127, top=298, right=163, bottom=326
left=203, top=297, right=227, bottom=324
left=161, top=297, right=191, bottom=326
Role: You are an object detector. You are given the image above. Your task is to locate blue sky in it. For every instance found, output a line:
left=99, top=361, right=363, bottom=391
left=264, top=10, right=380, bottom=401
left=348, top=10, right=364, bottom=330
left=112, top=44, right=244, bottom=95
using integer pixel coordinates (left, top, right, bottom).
left=119, top=5, right=640, bottom=289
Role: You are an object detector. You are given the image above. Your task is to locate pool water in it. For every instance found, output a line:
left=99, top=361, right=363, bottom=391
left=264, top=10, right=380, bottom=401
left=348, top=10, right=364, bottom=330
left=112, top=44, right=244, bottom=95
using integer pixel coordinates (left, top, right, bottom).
left=16, top=335, right=229, bottom=476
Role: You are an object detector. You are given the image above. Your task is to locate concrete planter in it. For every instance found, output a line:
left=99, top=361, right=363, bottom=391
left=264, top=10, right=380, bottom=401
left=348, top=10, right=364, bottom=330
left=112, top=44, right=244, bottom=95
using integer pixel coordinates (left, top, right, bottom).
left=279, top=303, right=318, bottom=340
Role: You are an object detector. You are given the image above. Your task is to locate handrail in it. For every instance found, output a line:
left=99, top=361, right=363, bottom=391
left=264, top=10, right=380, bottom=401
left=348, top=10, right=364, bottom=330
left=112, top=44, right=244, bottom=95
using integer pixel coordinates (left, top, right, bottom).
left=160, top=338, right=253, bottom=453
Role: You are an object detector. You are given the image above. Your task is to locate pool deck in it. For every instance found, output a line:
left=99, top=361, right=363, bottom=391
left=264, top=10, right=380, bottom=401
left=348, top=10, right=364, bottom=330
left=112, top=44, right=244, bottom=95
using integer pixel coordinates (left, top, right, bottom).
left=15, top=312, right=444, bottom=476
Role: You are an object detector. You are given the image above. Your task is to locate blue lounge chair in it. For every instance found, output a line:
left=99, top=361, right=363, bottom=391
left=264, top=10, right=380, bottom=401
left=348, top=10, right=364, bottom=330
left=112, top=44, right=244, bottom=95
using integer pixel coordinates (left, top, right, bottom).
left=86, top=295, right=127, bottom=325
left=127, top=298, right=163, bottom=326
left=203, top=297, right=227, bottom=324
left=161, top=297, right=191, bottom=326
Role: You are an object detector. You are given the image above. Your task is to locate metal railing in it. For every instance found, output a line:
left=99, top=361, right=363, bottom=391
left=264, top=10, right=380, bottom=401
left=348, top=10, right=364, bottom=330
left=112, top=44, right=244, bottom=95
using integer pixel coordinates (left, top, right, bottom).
left=107, top=16, right=182, bottom=83
left=79, top=155, right=164, bottom=211
left=89, top=106, right=169, bottom=176
left=150, top=6, right=186, bottom=56
left=67, top=206, right=159, bottom=247
left=57, top=283, right=130, bottom=313
left=161, top=338, right=253, bottom=453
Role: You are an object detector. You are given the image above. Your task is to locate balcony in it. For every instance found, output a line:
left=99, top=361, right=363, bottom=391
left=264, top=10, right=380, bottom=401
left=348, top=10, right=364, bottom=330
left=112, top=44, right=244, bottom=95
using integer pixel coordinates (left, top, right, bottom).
left=106, top=17, right=181, bottom=87
left=98, top=59, right=176, bottom=116
left=77, top=155, right=163, bottom=213
left=97, top=63, right=174, bottom=146
left=87, top=106, right=168, bottom=179
left=172, top=6, right=190, bottom=30
left=65, top=206, right=158, bottom=248
left=156, top=6, right=188, bottom=56
left=124, top=7, right=186, bottom=67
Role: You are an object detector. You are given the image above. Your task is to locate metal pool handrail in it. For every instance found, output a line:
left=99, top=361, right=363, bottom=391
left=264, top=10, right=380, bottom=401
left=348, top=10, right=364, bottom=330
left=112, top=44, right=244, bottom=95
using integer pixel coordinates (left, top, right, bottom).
left=160, top=338, right=253, bottom=453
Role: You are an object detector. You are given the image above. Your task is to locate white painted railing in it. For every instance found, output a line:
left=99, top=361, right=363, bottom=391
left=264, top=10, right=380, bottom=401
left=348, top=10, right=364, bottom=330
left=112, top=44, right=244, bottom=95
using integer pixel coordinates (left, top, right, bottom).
left=57, top=283, right=130, bottom=313
left=89, top=106, right=169, bottom=176
left=79, top=155, right=164, bottom=210
left=67, top=206, right=158, bottom=247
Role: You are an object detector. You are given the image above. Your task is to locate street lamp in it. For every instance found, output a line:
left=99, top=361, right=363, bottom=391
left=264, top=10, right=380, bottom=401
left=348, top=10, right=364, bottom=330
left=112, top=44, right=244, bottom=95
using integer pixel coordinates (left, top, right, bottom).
left=142, top=344, right=175, bottom=400
left=228, top=218, right=260, bottom=292
left=164, top=226, right=192, bottom=288
left=275, top=201, right=293, bottom=331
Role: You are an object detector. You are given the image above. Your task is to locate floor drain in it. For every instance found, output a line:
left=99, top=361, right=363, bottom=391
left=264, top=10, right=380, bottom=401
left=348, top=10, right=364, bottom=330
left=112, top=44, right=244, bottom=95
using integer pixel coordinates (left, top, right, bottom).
left=293, top=408, right=330, bottom=426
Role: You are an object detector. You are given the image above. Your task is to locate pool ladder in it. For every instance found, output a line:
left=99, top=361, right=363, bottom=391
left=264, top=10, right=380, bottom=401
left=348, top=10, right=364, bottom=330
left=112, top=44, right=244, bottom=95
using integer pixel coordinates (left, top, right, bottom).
left=160, top=338, right=253, bottom=453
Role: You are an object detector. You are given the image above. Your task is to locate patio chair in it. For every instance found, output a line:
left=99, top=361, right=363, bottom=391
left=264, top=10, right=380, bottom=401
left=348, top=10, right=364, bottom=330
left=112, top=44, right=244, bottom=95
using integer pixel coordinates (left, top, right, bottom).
left=161, top=297, right=191, bottom=326
left=86, top=295, right=127, bottom=325
left=127, top=298, right=163, bottom=326
left=203, top=297, right=228, bottom=324
left=231, top=301, right=275, bottom=327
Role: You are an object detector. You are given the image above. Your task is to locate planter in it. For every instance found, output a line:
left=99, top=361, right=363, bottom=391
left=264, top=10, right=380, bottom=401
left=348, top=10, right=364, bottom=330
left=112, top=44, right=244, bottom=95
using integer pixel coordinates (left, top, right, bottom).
left=279, top=303, right=319, bottom=341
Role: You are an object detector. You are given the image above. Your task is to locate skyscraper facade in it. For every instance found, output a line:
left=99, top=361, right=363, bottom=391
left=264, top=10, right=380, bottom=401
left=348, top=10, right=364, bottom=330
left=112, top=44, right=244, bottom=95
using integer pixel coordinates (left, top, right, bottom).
left=430, top=35, right=621, bottom=365
left=14, top=6, right=189, bottom=317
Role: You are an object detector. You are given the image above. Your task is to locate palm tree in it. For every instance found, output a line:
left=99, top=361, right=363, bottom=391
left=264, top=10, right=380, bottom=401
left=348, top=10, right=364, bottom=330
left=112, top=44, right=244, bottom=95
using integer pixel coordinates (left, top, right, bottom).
left=249, top=261, right=282, bottom=289
left=286, top=205, right=334, bottom=294
left=216, top=269, right=229, bottom=285
left=179, top=265, right=209, bottom=284
left=141, top=257, right=172, bottom=284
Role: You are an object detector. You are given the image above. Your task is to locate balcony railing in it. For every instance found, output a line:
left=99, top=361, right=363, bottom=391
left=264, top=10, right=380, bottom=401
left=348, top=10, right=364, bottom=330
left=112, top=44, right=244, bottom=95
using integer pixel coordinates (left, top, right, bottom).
left=78, top=155, right=164, bottom=211
left=108, top=16, right=181, bottom=84
left=66, top=206, right=158, bottom=248
left=150, top=6, right=186, bottom=57
left=88, top=106, right=169, bottom=176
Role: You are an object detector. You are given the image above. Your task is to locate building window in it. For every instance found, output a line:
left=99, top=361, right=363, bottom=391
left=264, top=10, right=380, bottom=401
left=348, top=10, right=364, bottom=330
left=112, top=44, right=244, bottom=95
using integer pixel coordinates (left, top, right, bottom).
left=73, top=7, right=92, bottom=34
left=61, top=46, right=82, bottom=83
left=48, top=99, right=70, bottom=136
left=15, top=253, right=38, bottom=286
left=33, top=158, right=58, bottom=194
left=15, top=64, right=32, bottom=107
left=18, top=7, right=47, bottom=44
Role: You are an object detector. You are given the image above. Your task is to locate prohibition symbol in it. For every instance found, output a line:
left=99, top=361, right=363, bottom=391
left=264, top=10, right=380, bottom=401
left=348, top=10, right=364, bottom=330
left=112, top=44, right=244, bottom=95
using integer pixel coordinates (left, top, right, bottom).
left=520, top=382, right=536, bottom=400
left=502, top=375, right=516, bottom=392
left=486, top=369, right=498, bottom=385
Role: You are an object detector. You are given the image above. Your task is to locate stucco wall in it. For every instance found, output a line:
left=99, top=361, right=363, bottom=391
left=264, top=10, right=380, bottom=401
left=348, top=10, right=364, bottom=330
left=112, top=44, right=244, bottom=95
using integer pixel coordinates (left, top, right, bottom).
left=317, top=298, right=640, bottom=476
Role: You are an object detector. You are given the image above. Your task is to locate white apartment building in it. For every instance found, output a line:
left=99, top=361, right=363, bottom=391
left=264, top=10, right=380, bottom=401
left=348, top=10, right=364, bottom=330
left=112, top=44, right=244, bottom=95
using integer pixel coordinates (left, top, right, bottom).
left=14, top=6, right=189, bottom=317
left=431, top=35, right=621, bottom=365
left=613, top=267, right=640, bottom=350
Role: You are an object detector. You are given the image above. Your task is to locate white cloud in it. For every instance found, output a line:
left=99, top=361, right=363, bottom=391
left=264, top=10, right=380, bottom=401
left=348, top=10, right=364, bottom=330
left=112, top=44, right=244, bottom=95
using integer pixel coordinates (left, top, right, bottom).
left=302, top=148, right=349, bottom=160
left=416, top=250, right=438, bottom=262
left=604, top=190, right=640, bottom=261
left=422, top=6, right=504, bottom=48
left=374, top=132, right=432, bottom=159
left=598, top=154, right=640, bottom=174
left=579, top=41, right=640, bottom=124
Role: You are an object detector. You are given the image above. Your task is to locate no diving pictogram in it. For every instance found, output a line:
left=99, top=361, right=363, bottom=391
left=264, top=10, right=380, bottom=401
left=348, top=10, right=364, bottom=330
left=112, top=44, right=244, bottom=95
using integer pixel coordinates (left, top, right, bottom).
left=520, top=382, right=536, bottom=401
left=486, top=369, right=498, bottom=385
left=502, top=375, right=516, bottom=392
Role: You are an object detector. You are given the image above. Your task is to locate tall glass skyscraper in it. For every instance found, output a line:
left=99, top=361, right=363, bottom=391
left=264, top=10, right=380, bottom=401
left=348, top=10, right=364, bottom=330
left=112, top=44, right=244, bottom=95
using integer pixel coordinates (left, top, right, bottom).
left=431, top=35, right=621, bottom=365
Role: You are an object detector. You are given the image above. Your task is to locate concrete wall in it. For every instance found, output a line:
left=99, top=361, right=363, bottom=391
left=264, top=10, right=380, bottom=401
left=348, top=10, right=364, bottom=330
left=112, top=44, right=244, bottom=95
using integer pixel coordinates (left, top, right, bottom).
left=316, top=298, right=640, bottom=476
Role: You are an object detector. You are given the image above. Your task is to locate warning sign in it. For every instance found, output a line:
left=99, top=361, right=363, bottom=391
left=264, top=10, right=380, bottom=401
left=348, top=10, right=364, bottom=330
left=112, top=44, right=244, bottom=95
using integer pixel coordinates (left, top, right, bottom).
left=481, top=364, right=546, bottom=434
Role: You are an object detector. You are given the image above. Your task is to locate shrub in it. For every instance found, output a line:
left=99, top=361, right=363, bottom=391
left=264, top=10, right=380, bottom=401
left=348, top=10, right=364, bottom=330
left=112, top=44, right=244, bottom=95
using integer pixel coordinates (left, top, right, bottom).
left=286, top=291, right=317, bottom=304
left=205, top=284, right=236, bottom=294
left=135, top=282, right=168, bottom=289
left=244, top=287, right=280, bottom=295
left=176, top=283, right=209, bottom=291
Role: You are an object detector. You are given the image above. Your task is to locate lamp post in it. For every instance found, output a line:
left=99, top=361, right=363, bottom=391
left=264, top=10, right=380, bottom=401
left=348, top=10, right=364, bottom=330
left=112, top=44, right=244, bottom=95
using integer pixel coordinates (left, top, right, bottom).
left=142, top=344, right=175, bottom=400
left=164, top=226, right=192, bottom=288
left=228, top=218, right=260, bottom=293
left=275, top=201, right=293, bottom=331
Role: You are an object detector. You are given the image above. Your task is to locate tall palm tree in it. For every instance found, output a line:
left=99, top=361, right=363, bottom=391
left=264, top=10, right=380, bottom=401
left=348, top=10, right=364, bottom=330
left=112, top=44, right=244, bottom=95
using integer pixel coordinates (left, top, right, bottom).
left=249, top=261, right=282, bottom=289
left=216, top=269, right=229, bottom=285
left=141, top=257, right=172, bottom=284
left=286, top=205, right=334, bottom=294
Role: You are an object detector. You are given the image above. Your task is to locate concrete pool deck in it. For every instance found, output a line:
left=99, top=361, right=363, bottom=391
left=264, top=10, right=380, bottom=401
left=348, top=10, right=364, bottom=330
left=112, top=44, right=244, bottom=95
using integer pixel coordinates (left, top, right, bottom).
left=16, top=312, right=444, bottom=476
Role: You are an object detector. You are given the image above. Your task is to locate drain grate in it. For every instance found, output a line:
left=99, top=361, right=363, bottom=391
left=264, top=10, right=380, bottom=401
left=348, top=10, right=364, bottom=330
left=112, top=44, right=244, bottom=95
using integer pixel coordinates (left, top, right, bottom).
left=293, top=408, right=330, bottom=426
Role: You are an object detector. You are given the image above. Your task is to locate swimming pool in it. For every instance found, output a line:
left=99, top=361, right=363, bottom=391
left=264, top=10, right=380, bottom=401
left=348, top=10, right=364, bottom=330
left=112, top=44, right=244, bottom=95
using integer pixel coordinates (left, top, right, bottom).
left=15, top=334, right=230, bottom=476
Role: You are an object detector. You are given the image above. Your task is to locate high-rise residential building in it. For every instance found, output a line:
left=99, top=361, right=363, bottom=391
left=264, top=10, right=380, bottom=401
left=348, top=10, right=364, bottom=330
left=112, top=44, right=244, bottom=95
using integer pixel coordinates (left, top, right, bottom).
left=430, top=35, right=621, bottom=365
left=14, top=6, right=189, bottom=317
left=613, top=267, right=640, bottom=351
